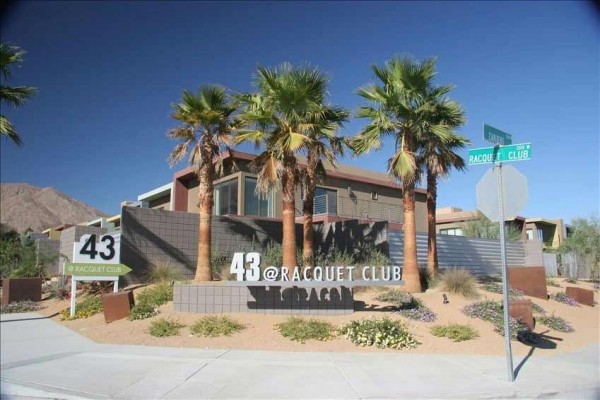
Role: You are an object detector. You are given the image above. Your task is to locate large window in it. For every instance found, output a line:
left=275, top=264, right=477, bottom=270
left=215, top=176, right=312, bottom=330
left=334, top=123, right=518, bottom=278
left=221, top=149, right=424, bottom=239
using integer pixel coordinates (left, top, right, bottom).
left=244, top=177, right=274, bottom=217
left=214, top=178, right=238, bottom=215
left=440, top=228, right=463, bottom=236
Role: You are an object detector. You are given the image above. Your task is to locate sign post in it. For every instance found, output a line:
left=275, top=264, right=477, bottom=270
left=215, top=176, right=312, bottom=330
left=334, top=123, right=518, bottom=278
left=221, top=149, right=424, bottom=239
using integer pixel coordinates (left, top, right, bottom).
left=66, top=233, right=130, bottom=317
left=471, top=124, right=532, bottom=382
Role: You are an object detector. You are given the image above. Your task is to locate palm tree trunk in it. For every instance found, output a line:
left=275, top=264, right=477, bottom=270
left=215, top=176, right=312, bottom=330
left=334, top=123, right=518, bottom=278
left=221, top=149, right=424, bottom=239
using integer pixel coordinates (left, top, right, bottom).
left=302, top=153, right=317, bottom=268
left=426, top=170, right=438, bottom=278
left=402, top=178, right=422, bottom=292
left=194, top=140, right=214, bottom=282
left=281, top=154, right=297, bottom=278
left=402, top=133, right=422, bottom=293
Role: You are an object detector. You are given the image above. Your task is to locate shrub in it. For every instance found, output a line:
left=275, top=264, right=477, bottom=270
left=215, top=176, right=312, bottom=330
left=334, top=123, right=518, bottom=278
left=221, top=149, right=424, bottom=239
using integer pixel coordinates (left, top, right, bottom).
left=136, top=283, right=173, bottom=307
left=339, top=317, right=419, bottom=349
left=550, top=292, right=578, bottom=306
left=78, top=281, right=113, bottom=296
left=430, top=324, right=479, bottom=342
left=262, top=241, right=283, bottom=269
left=211, top=250, right=229, bottom=280
left=47, top=276, right=71, bottom=299
left=0, top=300, right=44, bottom=314
left=462, top=300, right=532, bottom=340
left=546, top=278, right=560, bottom=287
left=61, top=295, right=103, bottom=320
left=148, top=318, right=185, bottom=337
left=481, top=282, right=524, bottom=298
left=275, top=317, right=335, bottom=343
left=538, top=315, right=574, bottom=333
left=357, top=245, right=390, bottom=266
left=147, top=262, right=182, bottom=283
left=565, top=277, right=577, bottom=284
left=129, top=303, right=158, bottom=320
left=531, top=303, right=546, bottom=315
left=316, top=249, right=355, bottom=267
left=190, top=316, right=246, bottom=337
left=395, top=296, right=437, bottom=323
left=439, top=269, right=479, bottom=298
left=419, top=267, right=437, bottom=290
left=375, top=289, right=412, bottom=304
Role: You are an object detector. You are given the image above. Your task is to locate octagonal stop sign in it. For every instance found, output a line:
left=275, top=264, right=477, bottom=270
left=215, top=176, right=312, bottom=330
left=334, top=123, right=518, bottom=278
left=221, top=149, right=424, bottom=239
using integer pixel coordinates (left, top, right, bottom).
left=476, top=164, right=528, bottom=222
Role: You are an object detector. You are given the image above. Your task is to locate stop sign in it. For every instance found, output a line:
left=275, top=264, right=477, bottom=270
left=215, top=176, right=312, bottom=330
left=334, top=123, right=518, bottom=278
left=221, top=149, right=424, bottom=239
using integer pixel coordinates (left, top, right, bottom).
left=476, top=164, right=528, bottom=222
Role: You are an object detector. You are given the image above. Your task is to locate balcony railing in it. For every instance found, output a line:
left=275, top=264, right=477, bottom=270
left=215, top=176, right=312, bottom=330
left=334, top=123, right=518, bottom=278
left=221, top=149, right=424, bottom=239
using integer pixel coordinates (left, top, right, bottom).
left=298, top=194, right=403, bottom=223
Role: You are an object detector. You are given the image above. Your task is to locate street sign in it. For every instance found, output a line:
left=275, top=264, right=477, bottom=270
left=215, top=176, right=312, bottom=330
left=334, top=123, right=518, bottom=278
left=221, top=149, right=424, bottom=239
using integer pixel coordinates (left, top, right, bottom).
left=64, top=263, right=131, bottom=276
left=484, top=124, right=512, bottom=146
left=476, top=165, right=528, bottom=222
left=468, top=143, right=532, bottom=165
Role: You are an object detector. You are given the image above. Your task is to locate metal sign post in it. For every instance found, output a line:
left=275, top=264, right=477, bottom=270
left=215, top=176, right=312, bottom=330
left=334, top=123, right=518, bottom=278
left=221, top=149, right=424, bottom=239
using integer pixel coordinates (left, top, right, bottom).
left=472, top=124, right=532, bottom=383
left=495, top=162, right=514, bottom=382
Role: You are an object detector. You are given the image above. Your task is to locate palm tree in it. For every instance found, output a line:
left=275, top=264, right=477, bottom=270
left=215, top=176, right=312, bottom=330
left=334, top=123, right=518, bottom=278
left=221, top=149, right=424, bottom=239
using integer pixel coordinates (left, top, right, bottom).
left=351, top=55, right=456, bottom=293
left=167, top=85, right=237, bottom=282
left=419, top=99, right=468, bottom=277
left=237, top=64, right=330, bottom=273
left=301, top=105, right=349, bottom=266
left=0, top=43, right=37, bottom=146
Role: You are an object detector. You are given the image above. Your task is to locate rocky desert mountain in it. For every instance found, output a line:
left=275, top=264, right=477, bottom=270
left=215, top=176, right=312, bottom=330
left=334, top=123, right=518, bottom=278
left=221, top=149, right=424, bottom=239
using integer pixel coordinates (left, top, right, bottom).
left=1, top=183, right=108, bottom=233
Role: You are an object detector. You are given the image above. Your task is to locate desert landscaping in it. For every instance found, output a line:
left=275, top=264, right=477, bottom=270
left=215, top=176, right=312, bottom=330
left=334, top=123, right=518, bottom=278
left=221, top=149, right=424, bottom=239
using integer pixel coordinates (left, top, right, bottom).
left=17, top=276, right=598, bottom=357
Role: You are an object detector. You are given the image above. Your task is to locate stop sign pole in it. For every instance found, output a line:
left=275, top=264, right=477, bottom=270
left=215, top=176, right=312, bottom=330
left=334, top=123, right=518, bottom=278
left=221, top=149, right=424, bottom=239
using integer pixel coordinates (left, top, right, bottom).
left=469, top=124, right=531, bottom=383
left=495, top=161, right=514, bottom=382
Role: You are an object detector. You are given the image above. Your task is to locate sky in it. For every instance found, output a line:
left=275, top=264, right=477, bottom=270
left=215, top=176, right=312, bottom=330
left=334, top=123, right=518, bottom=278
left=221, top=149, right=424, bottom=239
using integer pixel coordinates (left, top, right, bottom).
left=1, top=1, right=598, bottom=223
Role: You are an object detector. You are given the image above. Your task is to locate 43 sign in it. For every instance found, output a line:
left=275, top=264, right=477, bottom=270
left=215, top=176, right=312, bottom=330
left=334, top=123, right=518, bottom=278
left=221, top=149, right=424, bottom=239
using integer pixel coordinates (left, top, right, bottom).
left=73, top=233, right=121, bottom=264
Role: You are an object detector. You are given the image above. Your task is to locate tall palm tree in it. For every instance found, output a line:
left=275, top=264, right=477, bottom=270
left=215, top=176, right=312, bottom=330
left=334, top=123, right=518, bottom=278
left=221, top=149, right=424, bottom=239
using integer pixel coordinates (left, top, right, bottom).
left=0, top=43, right=37, bottom=146
left=419, top=99, right=468, bottom=277
left=237, top=64, right=330, bottom=273
left=351, top=55, right=455, bottom=293
left=167, top=85, right=237, bottom=282
left=301, top=105, right=349, bottom=266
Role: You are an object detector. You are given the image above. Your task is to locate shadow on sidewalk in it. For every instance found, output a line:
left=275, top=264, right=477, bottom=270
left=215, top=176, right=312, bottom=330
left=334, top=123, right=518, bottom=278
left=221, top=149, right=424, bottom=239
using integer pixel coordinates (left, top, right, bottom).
left=515, top=330, right=563, bottom=378
left=0, top=313, right=59, bottom=323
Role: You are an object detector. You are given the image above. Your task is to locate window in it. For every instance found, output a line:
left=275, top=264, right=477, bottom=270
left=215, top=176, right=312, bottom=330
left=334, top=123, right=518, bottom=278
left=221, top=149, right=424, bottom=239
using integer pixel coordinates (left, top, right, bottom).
left=537, top=229, right=544, bottom=241
left=526, top=229, right=533, bottom=240
left=213, top=178, right=238, bottom=215
left=244, top=177, right=274, bottom=217
left=371, top=191, right=378, bottom=200
left=313, top=187, right=337, bottom=214
left=440, top=228, right=463, bottom=236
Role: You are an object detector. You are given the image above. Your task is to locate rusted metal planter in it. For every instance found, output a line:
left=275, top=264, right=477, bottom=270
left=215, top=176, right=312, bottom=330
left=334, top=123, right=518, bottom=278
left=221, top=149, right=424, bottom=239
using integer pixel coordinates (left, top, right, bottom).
left=565, top=287, right=594, bottom=307
left=509, top=299, right=535, bottom=330
left=1, top=278, right=43, bottom=305
left=101, top=291, right=135, bottom=323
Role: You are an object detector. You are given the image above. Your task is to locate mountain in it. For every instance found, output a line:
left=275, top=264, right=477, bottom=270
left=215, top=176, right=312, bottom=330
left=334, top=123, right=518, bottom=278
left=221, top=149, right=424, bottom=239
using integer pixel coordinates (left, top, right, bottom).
left=0, top=183, right=108, bottom=233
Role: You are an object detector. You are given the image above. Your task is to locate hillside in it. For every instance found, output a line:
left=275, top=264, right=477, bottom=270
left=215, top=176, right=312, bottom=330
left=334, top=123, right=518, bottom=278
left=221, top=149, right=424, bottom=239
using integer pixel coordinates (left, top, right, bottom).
left=0, top=183, right=108, bottom=233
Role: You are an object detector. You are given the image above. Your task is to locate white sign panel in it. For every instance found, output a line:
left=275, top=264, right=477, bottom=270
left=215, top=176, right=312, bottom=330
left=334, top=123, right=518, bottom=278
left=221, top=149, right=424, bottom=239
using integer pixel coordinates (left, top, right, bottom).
left=73, top=233, right=121, bottom=264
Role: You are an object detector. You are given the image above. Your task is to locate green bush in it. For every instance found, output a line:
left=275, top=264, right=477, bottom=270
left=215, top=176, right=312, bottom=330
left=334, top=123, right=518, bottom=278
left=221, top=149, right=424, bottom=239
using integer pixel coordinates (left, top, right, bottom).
left=439, top=269, right=479, bottom=298
left=262, top=241, right=283, bottom=268
left=481, top=282, right=524, bottom=297
left=136, top=283, right=173, bottom=307
left=463, top=300, right=533, bottom=341
left=211, top=250, right=229, bottom=280
left=190, top=316, right=246, bottom=337
left=531, top=303, right=546, bottom=314
left=565, top=277, right=577, bottom=284
left=358, top=246, right=390, bottom=266
left=147, top=262, right=182, bottom=283
left=0, top=300, right=44, bottom=314
left=47, top=276, right=71, bottom=299
left=546, top=278, right=560, bottom=287
left=61, top=295, right=103, bottom=320
left=275, top=317, right=335, bottom=343
left=339, top=318, right=419, bottom=349
left=148, top=318, right=185, bottom=337
left=129, top=303, right=158, bottom=320
left=538, top=314, right=574, bottom=333
left=375, top=289, right=412, bottom=304
left=430, top=324, right=479, bottom=342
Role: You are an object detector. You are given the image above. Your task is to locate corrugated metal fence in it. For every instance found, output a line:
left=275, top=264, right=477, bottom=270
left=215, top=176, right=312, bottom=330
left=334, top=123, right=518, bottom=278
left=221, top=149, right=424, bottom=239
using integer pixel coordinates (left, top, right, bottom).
left=389, top=230, right=525, bottom=277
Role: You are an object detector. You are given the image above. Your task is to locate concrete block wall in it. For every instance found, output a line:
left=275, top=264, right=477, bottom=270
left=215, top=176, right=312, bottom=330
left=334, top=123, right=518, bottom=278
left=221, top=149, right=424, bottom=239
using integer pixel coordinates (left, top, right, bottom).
left=174, top=284, right=354, bottom=315
left=36, top=238, right=61, bottom=277
left=120, top=207, right=285, bottom=282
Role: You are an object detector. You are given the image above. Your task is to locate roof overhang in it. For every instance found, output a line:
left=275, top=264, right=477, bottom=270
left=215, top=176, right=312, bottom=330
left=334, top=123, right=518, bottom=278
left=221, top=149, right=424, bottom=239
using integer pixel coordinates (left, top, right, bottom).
left=137, top=182, right=173, bottom=202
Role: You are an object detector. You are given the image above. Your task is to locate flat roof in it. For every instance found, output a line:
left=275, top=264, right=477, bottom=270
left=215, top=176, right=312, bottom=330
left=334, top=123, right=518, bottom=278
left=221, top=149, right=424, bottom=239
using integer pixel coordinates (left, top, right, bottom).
left=137, top=182, right=173, bottom=202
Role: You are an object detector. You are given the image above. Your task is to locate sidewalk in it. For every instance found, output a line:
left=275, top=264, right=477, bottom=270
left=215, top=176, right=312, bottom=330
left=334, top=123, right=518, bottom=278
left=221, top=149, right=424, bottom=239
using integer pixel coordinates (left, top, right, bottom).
left=1, top=313, right=598, bottom=399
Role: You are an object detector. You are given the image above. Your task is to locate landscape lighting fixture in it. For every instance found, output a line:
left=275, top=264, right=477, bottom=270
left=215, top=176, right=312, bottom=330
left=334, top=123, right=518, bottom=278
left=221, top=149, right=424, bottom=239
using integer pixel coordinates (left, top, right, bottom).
left=443, top=294, right=449, bottom=304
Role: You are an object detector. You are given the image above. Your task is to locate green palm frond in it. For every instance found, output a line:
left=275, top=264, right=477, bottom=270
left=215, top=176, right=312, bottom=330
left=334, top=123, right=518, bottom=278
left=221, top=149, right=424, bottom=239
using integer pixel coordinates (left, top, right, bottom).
left=0, top=115, right=22, bottom=146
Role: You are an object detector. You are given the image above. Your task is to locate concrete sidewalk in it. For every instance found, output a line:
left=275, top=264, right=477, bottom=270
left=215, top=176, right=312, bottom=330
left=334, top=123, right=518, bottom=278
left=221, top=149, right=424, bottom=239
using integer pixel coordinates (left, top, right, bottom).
left=1, top=313, right=598, bottom=399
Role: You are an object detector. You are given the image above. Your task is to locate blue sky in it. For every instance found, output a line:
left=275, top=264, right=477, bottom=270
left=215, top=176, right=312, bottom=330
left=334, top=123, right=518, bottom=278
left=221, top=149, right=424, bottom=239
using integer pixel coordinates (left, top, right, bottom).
left=1, top=1, right=598, bottom=223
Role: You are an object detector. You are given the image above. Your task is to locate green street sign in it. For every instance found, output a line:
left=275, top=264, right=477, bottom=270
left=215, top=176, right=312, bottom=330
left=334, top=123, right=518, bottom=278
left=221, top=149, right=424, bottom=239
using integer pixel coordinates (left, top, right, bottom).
left=484, top=124, right=513, bottom=146
left=468, top=143, right=532, bottom=165
left=64, top=263, right=132, bottom=276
